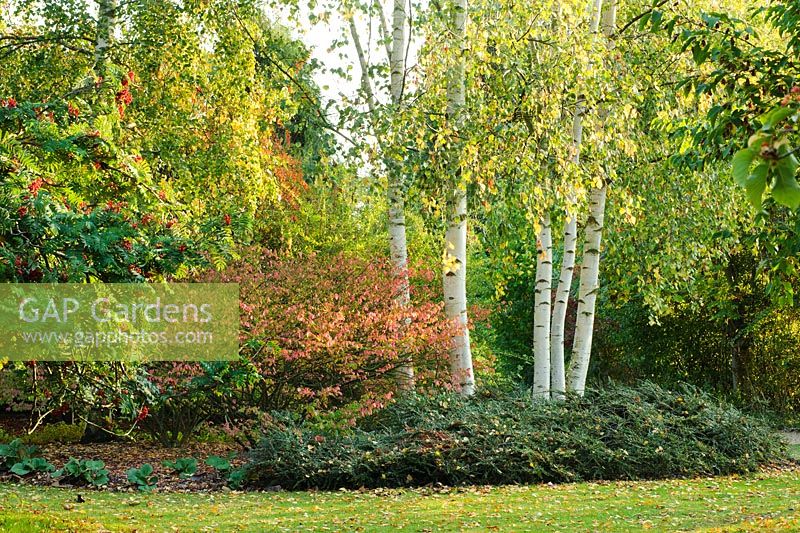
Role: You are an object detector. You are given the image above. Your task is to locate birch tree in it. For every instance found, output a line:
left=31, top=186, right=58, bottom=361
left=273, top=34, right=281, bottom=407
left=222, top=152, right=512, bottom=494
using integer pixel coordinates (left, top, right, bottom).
left=94, top=0, right=117, bottom=77
left=567, top=0, right=616, bottom=395
left=532, top=0, right=601, bottom=400
left=442, top=0, right=476, bottom=395
left=550, top=108, right=583, bottom=399
left=346, top=1, right=415, bottom=389
left=461, top=0, right=592, bottom=399
left=532, top=213, right=553, bottom=400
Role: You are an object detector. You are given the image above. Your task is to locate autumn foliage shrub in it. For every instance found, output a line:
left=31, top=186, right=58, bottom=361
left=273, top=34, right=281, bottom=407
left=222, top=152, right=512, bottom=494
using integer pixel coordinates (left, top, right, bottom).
left=202, top=248, right=453, bottom=418
left=245, top=382, right=785, bottom=490
left=119, top=250, right=453, bottom=445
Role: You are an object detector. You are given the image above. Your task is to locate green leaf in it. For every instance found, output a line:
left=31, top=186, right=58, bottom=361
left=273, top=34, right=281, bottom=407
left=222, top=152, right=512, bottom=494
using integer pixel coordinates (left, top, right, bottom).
left=691, top=44, right=708, bottom=64
left=10, top=462, right=31, bottom=476
left=772, top=156, right=800, bottom=209
left=732, top=148, right=756, bottom=186
left=759, top=107, right=795, bottom=130
left=650, top=10, right=663, bottom=32
left=162, top=457, right=197, bottom=477
left=744, top=163, right=768, bottom=210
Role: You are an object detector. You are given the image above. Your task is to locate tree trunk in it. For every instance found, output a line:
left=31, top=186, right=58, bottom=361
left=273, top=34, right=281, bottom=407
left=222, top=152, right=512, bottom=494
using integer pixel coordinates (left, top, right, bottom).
left=350, top=4, right=415, bottom=389
left=443, top=0, right=475, bottom=396
left=444, top=189, right=474, bottom=395
left=533, top=214, right=553, bottom=401
left=566, top=0, right=615, bottom=396
left=567, top=185, right=606, bottom=394
left=348, top=19, right=378, bottom=112
left=390, top=0, right=406, bottom=104
left=388, top=176, right=414, bottom=389
left=94, top=0, right=117, bottom=78
left=388, top=0, right=414, bottom=389
left=550, top=97, right=584, bottom=399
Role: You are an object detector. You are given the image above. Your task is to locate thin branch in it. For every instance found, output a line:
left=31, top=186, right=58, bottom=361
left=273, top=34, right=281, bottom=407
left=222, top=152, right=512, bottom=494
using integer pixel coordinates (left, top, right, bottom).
left=375, top=0, right=393, bottom=62
left=349, top=16, right=379, bottom=114
left=617, top=0, right=670, bottom=36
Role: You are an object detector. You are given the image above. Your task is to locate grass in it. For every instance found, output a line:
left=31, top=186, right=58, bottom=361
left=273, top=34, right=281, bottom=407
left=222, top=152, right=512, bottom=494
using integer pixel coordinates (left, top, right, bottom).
left=0, top=468, right=798, bottom=532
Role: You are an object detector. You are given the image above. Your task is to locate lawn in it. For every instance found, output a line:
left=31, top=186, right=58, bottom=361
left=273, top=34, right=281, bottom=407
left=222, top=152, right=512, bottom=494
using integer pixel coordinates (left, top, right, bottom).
left=1, top=466, right=798, bottom=532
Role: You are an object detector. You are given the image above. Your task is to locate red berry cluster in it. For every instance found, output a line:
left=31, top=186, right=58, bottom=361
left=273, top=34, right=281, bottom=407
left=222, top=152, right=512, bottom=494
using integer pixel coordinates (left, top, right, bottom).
left=135, top=406, right=149, bottom=422
left=105, top=200, right=125, bottom=212
left=28, top=178, right=44, bottom=196
left=115, top=71, right=136, bottom=117
left=0, top=98, right=17, bottom=108
left=780, top=86, right=800, bottom=106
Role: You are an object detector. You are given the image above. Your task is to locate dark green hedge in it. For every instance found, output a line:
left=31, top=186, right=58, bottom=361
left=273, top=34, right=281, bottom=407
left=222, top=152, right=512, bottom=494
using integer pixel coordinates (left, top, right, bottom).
left=245, top=383, right=786, bottom=490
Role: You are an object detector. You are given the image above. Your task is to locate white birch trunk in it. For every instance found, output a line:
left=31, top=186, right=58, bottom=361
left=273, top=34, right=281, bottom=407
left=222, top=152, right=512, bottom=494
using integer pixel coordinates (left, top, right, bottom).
left=388, top=175, right=414, bottom=390
left=387, top=0, right=414, bottom=389
left=567, top=185, right=606, bottom=395
left=443, top=0, right=475, bottom=396
left=567, top=0, right=616, bottom=396
left=390, top=0, right=406, bottom=105
left=589, top=0, right=604, bottom=33
left=532, top=214, right=553, bottom=402
left=551, top=95, right=584, bottom=399
left=94, top=0, right=117, bottom=77
left=348, top=19, right=378, bottom=114
left=350, top=6, right=414, bottom=389
left=444, top=190, right=474, bottom=395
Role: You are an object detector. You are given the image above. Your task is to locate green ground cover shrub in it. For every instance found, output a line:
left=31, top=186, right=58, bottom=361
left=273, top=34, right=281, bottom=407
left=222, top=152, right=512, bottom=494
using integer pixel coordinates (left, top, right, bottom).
left=246, top=383, right=786, bottom=490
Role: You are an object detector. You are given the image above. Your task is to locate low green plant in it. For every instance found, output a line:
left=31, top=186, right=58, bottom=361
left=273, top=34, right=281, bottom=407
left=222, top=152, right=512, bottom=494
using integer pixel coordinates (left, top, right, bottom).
left=161, top=458, right=197, bottom=478
left=21, top=423, right=85, bottom=445
left=246, top=383, right=787, bottom=490
left=53, top=459, right=109, bottom=487
left=0, top=440, right=41, bottom=472
left=126, top=464, right=158, bottom=492
left=138, top=394, right=210, bottom=447
left=225, top=468, right=247, bottom=490
left=205, top=454, right=246, bottom=489
left=9, top=457, right=55, bottom=477
left=205, top=454, right=234, bottom=473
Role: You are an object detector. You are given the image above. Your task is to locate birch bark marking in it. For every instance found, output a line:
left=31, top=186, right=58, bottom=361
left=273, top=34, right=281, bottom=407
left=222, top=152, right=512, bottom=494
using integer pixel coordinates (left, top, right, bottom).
left=568, top=0, right=616, bottom=395
left=532, top=214, right=553, bottom=402
left=443, top=0, right=475, bottom=396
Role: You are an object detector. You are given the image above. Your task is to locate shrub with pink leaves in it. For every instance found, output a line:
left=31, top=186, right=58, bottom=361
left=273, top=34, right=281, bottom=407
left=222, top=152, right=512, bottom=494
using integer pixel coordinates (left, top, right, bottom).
left=207, top=248, right=455, bottom=415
